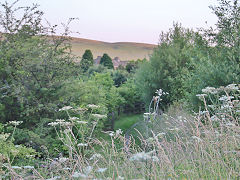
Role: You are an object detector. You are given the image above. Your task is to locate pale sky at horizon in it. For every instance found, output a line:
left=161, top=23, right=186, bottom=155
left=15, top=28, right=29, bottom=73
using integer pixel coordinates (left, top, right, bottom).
left=6, top=0, right=219, bottom=44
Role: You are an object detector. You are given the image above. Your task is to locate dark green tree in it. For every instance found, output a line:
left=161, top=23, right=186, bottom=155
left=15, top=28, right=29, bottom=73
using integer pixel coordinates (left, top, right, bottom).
left=112, top=70, right=128, bottom=87
left=100, top=53, right=114, bottom=69
left=80, top=49, right=94, bottom=72
left=125, top=59, right=146, bottom=73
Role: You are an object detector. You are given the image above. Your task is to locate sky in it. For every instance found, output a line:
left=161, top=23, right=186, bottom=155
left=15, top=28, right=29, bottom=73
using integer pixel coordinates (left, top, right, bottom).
left=7, top=0, right=219, bottom=44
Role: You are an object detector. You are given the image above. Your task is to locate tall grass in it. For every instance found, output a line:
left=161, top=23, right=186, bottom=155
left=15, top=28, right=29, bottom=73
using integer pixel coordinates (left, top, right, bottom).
left=1, top=84, right=239, bottom=179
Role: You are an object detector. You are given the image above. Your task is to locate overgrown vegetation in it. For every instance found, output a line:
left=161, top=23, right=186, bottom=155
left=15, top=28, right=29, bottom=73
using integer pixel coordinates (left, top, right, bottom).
left=0, top=0, right=239, bottom=179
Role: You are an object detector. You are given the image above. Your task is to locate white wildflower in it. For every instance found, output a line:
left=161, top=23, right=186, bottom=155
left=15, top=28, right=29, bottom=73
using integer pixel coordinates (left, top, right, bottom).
left=144, top=113, right=151, bottom=115
left=87, top=104, right=100, bottom=109
left=151, top=156, right=160, bottom=162
left=90, top=153, right=102, bottom=160
left=116, top=129, right=123, bottom=136
left=146, top=137, right=154, bottom=143
left=92, top=114, right=107, bottom=119
left=0, top=133, right=10, bottom=141
left=143, top=113, right=151, bottom=120
left=155, top=89, right=168, bottom=96
left=46, top=176, right=61, bottom=180
left=210, top=115, right=218, bottom=122
left=208, top=105, right=215, bottom=109
left=77, top=143, right=88, bottom=147
left=225, top=122, right=235, bottom=127
left=62, top=167, right=72, bottom=170
left=23, top=165, right=34, bottom=169
left=9, top=121, right=23, bottom=126
left=74, top=107, right=88, bottom=112
left=199, top=111, right=208, bottom=115
left=219, top=95, right=234, bottom=101
left=108, top=131, right=114, bottom=137
left=60, top=122, right=72, bottom=126
left=11, top=166, right=22, bottom=169
left=84, top=166, right=93, bottom=175
left=48, top=122, right=59, bottom=126
left=96, top=168, right=107, bottom=173
left=225, top=84, right=239, bottom=91
left=215, top=130, right=220, bottom=137
left=117, top=176, right=124, bottom=180
left=72, top=172, right=88, bottom=178
left=156, top=132, right=166, bottom=138
left=202, top=87, right=218, bottom=94
left=69, top=117, right=79, bottom=121
left=64, top=129, right=70, bottom=134
left=129, top=152, right=159, bottom=162
left=56, top=119, right=65, bottom=123
left=76, top=121, right=88, bottom=124
left=196, top=94, right=207, bottom=98
left=192, top=136, right=202, bottom=142
left=58, top=157, right=68, bottom=163
left=26, top=155, right=35, bottom=158
left=59, top=106, right=73, bottom=111
left=146, top=150, right=155, bottom=155
left=168, top=127, right=179, bottom=132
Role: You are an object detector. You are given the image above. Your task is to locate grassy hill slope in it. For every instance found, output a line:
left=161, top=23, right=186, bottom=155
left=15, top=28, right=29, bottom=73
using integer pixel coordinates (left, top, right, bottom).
left=70, top=37, right=156, bottom=61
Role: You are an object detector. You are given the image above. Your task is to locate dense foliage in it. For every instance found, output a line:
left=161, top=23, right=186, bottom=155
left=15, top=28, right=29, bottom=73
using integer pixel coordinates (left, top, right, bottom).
left=1, top=0, right=240, bottom=179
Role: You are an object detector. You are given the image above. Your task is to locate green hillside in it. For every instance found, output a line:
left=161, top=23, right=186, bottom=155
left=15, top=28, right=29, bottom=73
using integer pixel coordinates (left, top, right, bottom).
left=70, top=37, right=156, bottom=60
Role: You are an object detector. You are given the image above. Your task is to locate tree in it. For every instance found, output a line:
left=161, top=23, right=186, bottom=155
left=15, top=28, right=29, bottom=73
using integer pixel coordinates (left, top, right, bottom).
left=100, top=53, right=114, bottom=69
left=80, top=49, right=94, bottom=72
left=0, top=1, right=79, bottom=124
left=208, top=0, right=240, bottom=64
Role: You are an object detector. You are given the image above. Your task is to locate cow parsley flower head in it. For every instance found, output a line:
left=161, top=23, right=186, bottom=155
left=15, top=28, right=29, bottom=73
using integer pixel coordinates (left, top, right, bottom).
left=96, top=168, right=107, bottom=173
left=76, top=120, right=88, bottom=124
left=74, top=107, right=88, bottom=112
left=155, top=89, right=168, bottom=96
left=129, top=152, right=159, bottom=162
left=192, top=136, right=202, bottom=143
left=59, top=106, right=73, bottom=111
left=92, top=114, right=107, bottom=119
left=23, top=165, right=34, bottom=169
left=48, top=122, right=59, bottom=126
left=116, top=129, right=123, bottom=136
left=196, top=94, right=207, bottom=98
left=117, top=176, right=124, bottom=180
left=90, top=153, right=102, bottom=160
left=69, top=117, right=79, bottom=121
left=9, top=121, right=23, bottom=126
left=58, top=157, right=68, bottom=163
left=11, top=166, right=22, bottom=169
left=84, top=166, right=93, bottom=175
left=46, top=176, right=61, bottom=180
left=225, top=122, right=235, bottom=127
left=77, top=143, right=88, bottom=147
left=156, top=132, right=166, bottom=138
left=72, top=172, right=88, bottom=178
left=56, top=119, right=65, bottom=122
left=225, top=84, right=239, bottom=91
left=87, top=104, right=100, bottom=109
left=202, top=87, right=219, bottom=94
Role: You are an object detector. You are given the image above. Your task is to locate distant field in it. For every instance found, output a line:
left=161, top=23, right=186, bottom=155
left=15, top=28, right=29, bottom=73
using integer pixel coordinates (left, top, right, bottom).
left=70, top=37, right=157, bottom=61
